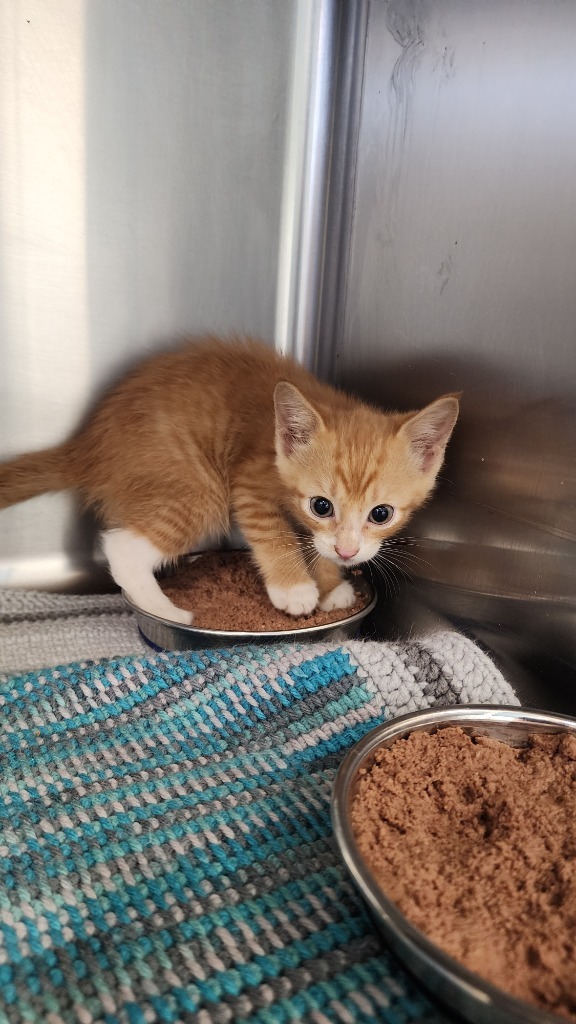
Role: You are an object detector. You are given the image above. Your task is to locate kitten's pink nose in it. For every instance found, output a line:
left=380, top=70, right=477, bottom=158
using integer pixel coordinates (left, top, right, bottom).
left=335, top=544, right=360, bottom=561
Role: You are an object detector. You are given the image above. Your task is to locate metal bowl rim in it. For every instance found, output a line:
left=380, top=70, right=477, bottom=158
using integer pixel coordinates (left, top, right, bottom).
left=123, top=572, right=377, bottom=640
left=331, top=703, right=576, bottom=1024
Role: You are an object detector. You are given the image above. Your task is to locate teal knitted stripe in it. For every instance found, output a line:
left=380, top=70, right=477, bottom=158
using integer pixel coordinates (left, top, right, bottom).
left=0, top=643, right=470, bottom=1023
left=0, top=653, right=364, bottom=770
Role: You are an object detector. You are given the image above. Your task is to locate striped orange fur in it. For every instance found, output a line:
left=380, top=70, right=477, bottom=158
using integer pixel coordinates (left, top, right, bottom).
left=0, top=336, right=459, bottom=623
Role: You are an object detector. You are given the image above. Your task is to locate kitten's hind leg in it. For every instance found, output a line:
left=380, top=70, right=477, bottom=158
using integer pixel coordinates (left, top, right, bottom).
left=102, top=528, right=193, bottom=625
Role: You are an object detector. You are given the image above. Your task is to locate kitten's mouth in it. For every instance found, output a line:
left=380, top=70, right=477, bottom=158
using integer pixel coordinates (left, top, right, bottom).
left=334, top=553, right=366, bottom=568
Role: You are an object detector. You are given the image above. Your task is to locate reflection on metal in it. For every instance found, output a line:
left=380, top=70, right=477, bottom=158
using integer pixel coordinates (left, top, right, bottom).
left=328, top=0, right=576, bottom=706
left=317, top=0, right=371, bottom=380
left=0, top=0, right=333, bottom=589
left=274, top=0, right=338, bottom=369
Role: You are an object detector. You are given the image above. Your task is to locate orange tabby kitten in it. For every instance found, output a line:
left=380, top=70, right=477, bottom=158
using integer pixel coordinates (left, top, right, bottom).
left=0, top=337, right=459, bottom=624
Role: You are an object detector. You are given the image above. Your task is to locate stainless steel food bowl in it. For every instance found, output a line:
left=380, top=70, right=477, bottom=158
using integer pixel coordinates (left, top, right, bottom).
left=331, top=704, right=576, bottom=1024
left=124, top=568, right=376, bottom=651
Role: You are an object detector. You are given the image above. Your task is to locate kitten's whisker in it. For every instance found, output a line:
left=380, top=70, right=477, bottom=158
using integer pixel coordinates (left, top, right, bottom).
left=375, top=547, right=420, bottom=590
left=305, top=549, right=323, bottom=571
left=379, top=535, right=417, bottom=549
left=382, top=550, right=435, bottom=575
left=376, top=550, right=417, bottom=573
left=374, top=556, right=413, bottom=586
left=376, top=537, right=435, bottom=575
left=368, top=556, right=399, bottom=600
left=265, top=550, right=316, bottom=590
left=376, top=548, right=417, bottom=572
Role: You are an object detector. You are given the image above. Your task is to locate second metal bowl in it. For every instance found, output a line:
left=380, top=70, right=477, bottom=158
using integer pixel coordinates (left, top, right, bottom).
left=331, top=704, right=576, bottom=1024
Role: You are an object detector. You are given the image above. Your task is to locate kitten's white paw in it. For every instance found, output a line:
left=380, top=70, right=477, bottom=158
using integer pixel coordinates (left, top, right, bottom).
left=319, top=580, right=356, bottom=612
left=128, top=590, right=194, bottom=626
left=267, top=582, right=319, bottom=616
left=166, top=605, right=194, bottom=626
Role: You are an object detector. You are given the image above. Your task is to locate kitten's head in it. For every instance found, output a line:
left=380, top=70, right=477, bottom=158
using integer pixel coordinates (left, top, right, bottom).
left=274, top=381, right=459, bottom=567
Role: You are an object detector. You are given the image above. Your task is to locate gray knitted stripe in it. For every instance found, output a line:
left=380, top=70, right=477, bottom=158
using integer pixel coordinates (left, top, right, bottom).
left=0, top=596, right=514, bottom=1023
left=0, top=589, right=127, bottom=621
left=0, top=831, right=383, bottom=1023
left=1, top=934, right=387, bottom=1024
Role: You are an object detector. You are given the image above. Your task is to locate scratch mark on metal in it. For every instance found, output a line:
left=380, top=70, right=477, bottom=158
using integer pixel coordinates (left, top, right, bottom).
left=380, top=0, right=427, bottom=247
left=437, top=254, right=453, bottom=295
left=386, top=0, right=426, bottom=144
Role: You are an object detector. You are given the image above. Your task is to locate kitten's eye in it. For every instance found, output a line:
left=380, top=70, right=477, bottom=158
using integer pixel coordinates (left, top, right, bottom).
left=310, top=496, right=334, bottom=518
left=368, top=504, right=394, bottom=525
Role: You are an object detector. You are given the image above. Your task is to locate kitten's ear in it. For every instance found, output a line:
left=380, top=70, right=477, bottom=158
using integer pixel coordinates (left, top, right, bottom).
left=399, top=394, right=460, bottom=474
left=274, top=382, right=324, bottom=457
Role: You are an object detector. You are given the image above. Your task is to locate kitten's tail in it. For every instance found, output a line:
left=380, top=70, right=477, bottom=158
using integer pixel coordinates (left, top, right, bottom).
left=0, top=443, right=76, bottom=510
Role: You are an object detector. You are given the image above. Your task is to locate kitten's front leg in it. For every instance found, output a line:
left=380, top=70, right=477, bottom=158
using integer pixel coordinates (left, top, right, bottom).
left=233, top=496, right=319, bottom=616
left=312, top=557, right=357, bottom=612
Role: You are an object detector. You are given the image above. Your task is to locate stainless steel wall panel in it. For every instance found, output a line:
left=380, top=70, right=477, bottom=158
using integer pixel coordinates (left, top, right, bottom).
left=334, top=0, right=576, bottom=399
left=274, top=0, right=339, bottom=369
left=0, top=0, right=337, bottom=589
left=327, top=0, right=576, bottom=699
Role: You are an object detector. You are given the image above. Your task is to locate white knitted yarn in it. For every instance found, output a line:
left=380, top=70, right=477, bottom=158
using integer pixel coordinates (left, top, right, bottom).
left=0, top=589, right=148, bottom=673
left=1, top=589, right=515, bottom=710
left=349, top=635, right=518, bottom=710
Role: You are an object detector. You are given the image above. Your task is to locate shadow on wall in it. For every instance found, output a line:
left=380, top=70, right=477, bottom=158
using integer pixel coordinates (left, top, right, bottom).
left=344, top=349, right=576, bottom=709
left=338, top=348, right=576, bottom=596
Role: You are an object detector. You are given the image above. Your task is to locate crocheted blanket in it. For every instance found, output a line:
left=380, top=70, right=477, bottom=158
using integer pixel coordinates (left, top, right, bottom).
left=0, top=589, right=150, bottom=675
left=0, top=630, right=517, bottom=1024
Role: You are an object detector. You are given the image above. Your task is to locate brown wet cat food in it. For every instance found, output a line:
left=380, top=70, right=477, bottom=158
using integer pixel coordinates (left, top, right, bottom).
left=351, top=726, right=576, bottom=1020
left=159, top=550, right=371, bottom=631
